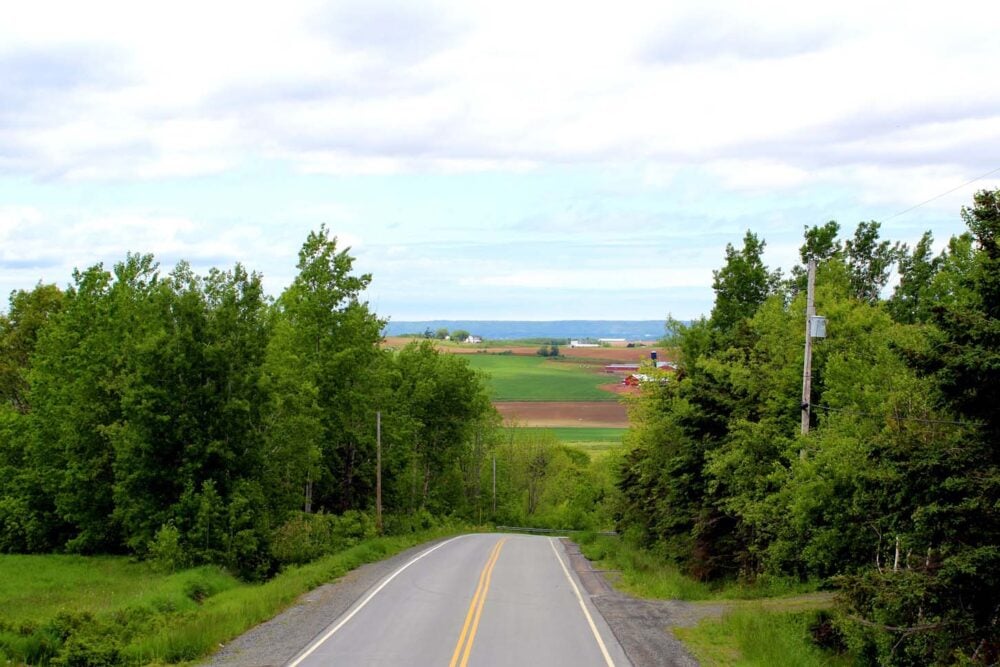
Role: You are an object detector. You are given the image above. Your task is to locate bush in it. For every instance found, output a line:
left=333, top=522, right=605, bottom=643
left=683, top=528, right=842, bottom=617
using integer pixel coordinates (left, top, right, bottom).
left=270, top=511, right=376, bottom=566
left=148, top=524, right=185, bottom=573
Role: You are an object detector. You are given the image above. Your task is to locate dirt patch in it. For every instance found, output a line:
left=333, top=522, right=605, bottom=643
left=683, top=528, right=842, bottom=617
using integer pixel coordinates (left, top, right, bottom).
left=598, top=382, right=641, bottom=396
left=494, top=401, right=628, bottom=427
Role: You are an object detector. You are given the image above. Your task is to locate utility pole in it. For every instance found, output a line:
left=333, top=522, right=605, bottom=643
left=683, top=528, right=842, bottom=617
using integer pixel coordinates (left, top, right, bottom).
left=376, top=410, right=382, bottom=535
left=801, top=260, right=817, bottom=438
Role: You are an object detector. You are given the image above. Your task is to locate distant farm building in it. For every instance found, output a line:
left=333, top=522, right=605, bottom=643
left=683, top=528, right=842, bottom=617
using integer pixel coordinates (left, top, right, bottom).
left=604, top=361, right=676, bottom=373
left=466, top=335, right=483, bottom=344
left=569, top=340, right=600, bottom=348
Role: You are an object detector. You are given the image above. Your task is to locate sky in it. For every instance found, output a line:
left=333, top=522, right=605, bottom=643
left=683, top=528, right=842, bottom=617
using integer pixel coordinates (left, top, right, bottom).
left=2, top=0, right=999, bottom=321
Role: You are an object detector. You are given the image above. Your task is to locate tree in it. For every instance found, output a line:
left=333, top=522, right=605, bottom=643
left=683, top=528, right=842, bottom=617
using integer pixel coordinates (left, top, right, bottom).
left=710, top=231, right=782, bottom=333
left=264, top=226, right=385, bottom=514
left=844, top=221, right=901, bottom=304
left=451, top=329, right=470, bottom=342
left=434, top=327, right=450, bottom=340
left=889, top=231, right=940, bottom=324
left=788, top=221, right=842, bottom=295
left=0, top=284, right=64, bottom=413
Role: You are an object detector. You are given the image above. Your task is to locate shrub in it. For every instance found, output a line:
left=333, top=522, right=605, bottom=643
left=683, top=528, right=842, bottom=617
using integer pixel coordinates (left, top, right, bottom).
left=148, top=524, right=185, bottom=573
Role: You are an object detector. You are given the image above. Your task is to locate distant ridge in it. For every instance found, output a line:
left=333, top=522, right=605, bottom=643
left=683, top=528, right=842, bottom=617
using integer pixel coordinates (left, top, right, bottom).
left=383, top=320, right=669, bottom=341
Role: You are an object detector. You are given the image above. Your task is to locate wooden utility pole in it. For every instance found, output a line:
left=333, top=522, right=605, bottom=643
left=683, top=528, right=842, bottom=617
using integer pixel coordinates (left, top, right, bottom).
left=801, top=259, right=817, bottom=437
left=376, top=411, right=383, bottom=535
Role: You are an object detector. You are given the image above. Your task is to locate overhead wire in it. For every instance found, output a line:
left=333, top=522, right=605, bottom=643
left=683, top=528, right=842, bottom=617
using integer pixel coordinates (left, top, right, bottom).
left=884, top=166, right=1000, bottom=221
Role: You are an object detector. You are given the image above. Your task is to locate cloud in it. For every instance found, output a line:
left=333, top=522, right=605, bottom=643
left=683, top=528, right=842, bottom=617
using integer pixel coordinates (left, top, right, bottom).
left=641, top=9, right=839, bottom=64
left=314, top=0, right=465, bottom=64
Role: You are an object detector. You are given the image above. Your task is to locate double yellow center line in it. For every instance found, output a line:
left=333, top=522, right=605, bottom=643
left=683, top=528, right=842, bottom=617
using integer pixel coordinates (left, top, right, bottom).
left=448, top=537, right=508, bottom=667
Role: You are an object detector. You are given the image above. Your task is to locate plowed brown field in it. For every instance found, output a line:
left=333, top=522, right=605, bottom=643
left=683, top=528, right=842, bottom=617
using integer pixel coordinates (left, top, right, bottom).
left=494, top=401, right=629, bottom=427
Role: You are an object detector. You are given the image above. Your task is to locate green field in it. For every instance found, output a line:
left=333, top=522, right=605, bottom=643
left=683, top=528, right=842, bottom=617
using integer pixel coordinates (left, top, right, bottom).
left=0, top=555, right=237, bottom=624
left=520, top=427, right=626, bottom=457
left=465, top=354, right=615, bottom=401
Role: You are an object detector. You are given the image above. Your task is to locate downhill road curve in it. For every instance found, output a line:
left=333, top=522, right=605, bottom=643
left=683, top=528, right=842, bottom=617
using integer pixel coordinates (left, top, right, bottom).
left=286, top=533, right=631, bottom=666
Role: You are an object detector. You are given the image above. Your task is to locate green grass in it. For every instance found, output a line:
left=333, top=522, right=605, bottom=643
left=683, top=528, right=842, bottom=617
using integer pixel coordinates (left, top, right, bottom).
left=674, top=609, right=851, bottom=666
left=520, top=427, right=626, bottom=457
left=465, top=354, right=616, bottom=401
left=574, top=534, right=849, bottom=665
left=576, top=534, right=820, bottom=601
left=0, top=527, right=464, bottom=665
left=0, top=555, right=239, bottom=625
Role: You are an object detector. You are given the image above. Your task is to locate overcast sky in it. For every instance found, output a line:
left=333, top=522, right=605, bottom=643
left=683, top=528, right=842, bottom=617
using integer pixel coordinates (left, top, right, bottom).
left=2, top=0, right=999, bottom=320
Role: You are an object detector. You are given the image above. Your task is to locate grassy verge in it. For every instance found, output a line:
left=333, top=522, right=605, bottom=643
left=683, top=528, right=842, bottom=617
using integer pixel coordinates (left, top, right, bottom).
left=576, top=533, right=819, bottom=601
left=464, top=354, right=616, bottom=401
left=575, top=534, right=853, bottom=665
left=0, top=527, right=464, bottom=665
left=674, top=608, right=851, bottom=666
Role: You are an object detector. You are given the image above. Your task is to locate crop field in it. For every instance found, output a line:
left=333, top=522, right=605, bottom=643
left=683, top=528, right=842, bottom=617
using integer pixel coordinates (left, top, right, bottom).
left=464, top=354, right=616, bottom=402
left=518, top=427, right=627, bottom=457
left=382, top=337, right=667, bottom=364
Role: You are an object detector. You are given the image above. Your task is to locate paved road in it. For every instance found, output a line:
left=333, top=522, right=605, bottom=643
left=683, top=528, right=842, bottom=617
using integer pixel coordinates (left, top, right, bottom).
left=286, top=533, right=631, bottom=666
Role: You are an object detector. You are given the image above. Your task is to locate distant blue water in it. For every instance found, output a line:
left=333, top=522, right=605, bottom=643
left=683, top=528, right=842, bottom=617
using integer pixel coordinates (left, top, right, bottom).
left=383, top=320, right=668, bottom=341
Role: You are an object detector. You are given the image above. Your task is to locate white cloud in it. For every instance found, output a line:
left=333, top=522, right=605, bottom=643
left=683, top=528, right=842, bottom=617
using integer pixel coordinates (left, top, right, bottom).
left=465, top=267, right=713, bottom=291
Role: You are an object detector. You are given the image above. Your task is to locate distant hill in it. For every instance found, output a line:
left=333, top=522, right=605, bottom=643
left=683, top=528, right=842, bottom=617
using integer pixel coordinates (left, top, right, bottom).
left=383, top=320, right=670, bottom=341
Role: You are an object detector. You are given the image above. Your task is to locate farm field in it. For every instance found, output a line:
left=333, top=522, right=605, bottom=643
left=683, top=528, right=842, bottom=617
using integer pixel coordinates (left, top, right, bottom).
left=463, top=354, right=617, bottom=402
left=494, top=401, right=628, bottom=427
left=519, top=427, right=627, bottom=457
left=383, top=336, right=665, bottom=364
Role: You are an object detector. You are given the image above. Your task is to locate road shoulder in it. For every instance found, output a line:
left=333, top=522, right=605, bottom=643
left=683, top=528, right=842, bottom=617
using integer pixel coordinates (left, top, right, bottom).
left=559, top=538, right=723, bottom=667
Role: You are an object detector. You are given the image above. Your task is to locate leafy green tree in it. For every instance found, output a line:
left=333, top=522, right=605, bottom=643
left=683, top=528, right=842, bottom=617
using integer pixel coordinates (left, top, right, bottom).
left=434, top=327, right=450, bottom=340
left=451, top=329, right=470, bottom=342
left=0, top=283, right=64, bottom=413
left=788, top=221, right=842, bottom=295
left=265, top=226, right=385, bottom=514
left=844, top=221, right=901, bottom=304
left=110, top=262, right=271, bottom=561
left=27, top=254, right=159, bottom=552
left=888, top=231, right=940, bottom=324
left=710, top=231, right=782, bottom=333
left=388, top=341, right=494, bottom=514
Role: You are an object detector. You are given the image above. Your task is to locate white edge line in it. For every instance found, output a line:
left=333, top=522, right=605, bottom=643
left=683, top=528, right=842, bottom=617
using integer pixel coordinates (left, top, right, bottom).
left=548, top=537, right=617, bottom=667
left=287, top=534, right=469, bottom=667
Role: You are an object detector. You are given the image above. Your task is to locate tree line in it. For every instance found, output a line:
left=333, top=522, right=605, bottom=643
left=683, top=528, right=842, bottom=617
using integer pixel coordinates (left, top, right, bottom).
left=0, top=226, right=607, bottom=579
left=617, top=190, right=1000, bottom=664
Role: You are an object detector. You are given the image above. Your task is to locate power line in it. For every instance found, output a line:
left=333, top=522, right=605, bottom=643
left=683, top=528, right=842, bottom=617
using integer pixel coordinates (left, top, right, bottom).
left=885, top=166, right=1000, bottom=221
left=812, top=403, right=974, bottom=427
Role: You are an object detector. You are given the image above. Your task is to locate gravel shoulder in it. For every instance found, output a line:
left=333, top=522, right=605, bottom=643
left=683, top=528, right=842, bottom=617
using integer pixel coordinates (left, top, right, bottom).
left=202, top=535, right=716, bottom=667
left=560, top=539, right=723, bottom=667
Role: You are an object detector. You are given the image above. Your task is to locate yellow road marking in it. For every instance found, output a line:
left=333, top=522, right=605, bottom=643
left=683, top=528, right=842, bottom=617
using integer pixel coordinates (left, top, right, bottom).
left=448, top=537, right=508, bottom=667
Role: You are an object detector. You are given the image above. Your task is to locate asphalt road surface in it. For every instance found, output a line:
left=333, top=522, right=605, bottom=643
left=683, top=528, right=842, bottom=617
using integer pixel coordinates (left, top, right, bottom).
left=286, top=533, right=631, bottom=666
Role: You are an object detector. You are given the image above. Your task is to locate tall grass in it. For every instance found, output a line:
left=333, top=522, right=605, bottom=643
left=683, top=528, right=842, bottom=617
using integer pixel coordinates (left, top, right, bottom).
left=0, top=555, right=237, bottom=623
left=0, top=528, right=462, bottom=665
left=576, top=534, right=819, bottom=601
left=675, top=608, right=851, bottom=666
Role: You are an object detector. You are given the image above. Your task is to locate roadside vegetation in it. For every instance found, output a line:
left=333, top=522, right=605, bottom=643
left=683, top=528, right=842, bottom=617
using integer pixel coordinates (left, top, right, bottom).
left=615, top=190, right=1000, bottom=665
left=3, top=190, right=997, bottom=666
left=0, top=525, right=461, bottom=666
left=0, top=226, right=620, bottom=664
